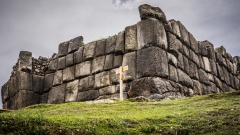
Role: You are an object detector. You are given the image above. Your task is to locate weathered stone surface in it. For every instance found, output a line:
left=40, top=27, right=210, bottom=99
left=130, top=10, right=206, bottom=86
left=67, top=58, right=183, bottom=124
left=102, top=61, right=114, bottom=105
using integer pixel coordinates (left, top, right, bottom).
left=233, top=56, right=240, bottom=63
left=178, top=21, right=190, bottom=47
left=40, top=93, right=48, bottom=103
left=214, top=76, right=223, bottom=90
left=233, top=63, right=237, bottom=75
left=32, top=75, right=44, bottom=94
left=215, top=46, right=226, bottom=58
left=44, top=73, right=54, bottom=92
left=199, top=55, right=205, bottom=69
left=68, top=36, right=83, bottom=53
left=169, top=65, right=178, bottom=82
left=17, top=71, right=32, bottom=91
left=99, top=85, right=117, bottom=96
left=92, top=56, right=105, bottom=74
left=125, top=25, right=138, bottom=52
left=123, top=52, right=136, bottom=81
left=229, top=73, right=235, bottom=88
left=83, top=42, right=96, bottom=61
left=75, top=61, right=91, bottom=78
left=104, top=54, right=114, bottom=70
left=150, top=94, right=165, bottom=101
left=177, top=69, right=193, bottom=88
left=177, top=53, right=184, bottom=70
left=190, top=50, right=200, bottom=67
left=115, top=31, right=125, bottom=54
left=168, top=53, right=178, bottom=67
left=189, top=32, right=199, bottom=54
left=66, top=53, right=74, bottom=67
left=113, top=55, right=123, bottom=68
left=226, top=59, right=233, bottom=73
left=77, top=90, right=99, bottom=101
left=15, top=90, right=40, bottom=109
left=3, top=102, right=7, bottom=109
left=167, top=32, right=182, bottom=57
left=215, top=51, right=224, bottom=66
left=209, top=82, right=217, bottom=93
left=1, top=83, right=9, bottom=103
left=78, top=76, right=94, bottom=92
left=198, top=69, right=209, bottom=85
left=137, top=18, right=167, bottom=50
left=222, top=83, right=229, bottom=92
left=234, top=76, right=239, bottom=89
left=94, top=71, right=110, bottom=89
left=193, top=80, right=202, bottom=95
left=209, top=59, right=217, bottom=75
left=63, top=66, right=75, bottom=82
left=226, top=53, right=233, bottom=62
left=116, top=83, right=130, bottom=92
left=183, top=56, right=189, bottom=75
left=198, top=41, right=208, bottom=57
left=19, top=51, right=32, bottom=72
left=48, top=58, right=58, bottom=71
left=199, top=41, right=215, bottom=60
left=95, top=39, right=106, bottom=57
left=8, top=76, right=19, bottom=97
left=182, top=45, right=189, bottom=57
left=189, top=60, right=199, bottom=80
left=223, top=67, right=230, bottom=85
left=53, top=70, right=63, bottom=86
left=58, top=57, right=66, bottom=70
left=201, top=84, right=211, bottom=95
left=110, top=68, right=120, bottom=84
left=138, top=4, right=167, bottom=23
left=65, top=80, right=79, bottom=102
left=58, top=41, right=69, bottom=57
left=164, top=21, right=172, bottom=32
left=48, top=84, right=66, bottom=104
left=105, top=35, right=116, bottom=54
left=137, top=47, right=168, bottom=79
left=74, top=46, right=84, bottom=64
left=203, top=57, right=211, bottom=73
left=169, top=19, right=181, bottom=38
left=216, top=64, right=224, bottom=81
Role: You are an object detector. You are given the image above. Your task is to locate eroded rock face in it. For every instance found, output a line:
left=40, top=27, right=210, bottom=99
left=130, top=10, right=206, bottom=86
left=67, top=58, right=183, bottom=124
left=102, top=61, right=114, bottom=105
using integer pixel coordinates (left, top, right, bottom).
left=65, top=80, right=79, bottom=102
left=48, top=84, right=66, bottom=104
left=19, top=51, right=32, bottom=72
left=138, top=4, right=167, bottom=24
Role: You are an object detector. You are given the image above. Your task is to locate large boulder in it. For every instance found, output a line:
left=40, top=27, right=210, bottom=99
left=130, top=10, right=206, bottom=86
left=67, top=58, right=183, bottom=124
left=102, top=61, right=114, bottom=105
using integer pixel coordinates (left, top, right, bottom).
left=168, top=53, right=178, bottom=67
left=105, top=35, right=116, bottom=54
left=125, top=25, right=138, bottom=52
left=94, top=71, right=110, bottom=89
left=188, top=60, right=199, bottom=80
left=193, top=80, right=202, bottom=95
left=65, top=80, right=79, bottom=102
left=138, top=4, right=167, bottom=23
left=15, top=90, right=40, bottom=109
left=137, top=18, right=167, bottom=50
left=203, top=57, right=211, bottom=73
left=74, top=46, right=84, bottom=64
left=48, top=58, right=58, bottom=72
left=53, top=70, right=63, bottom=86
left=177, top=69, right=193, bottom=88
left=178, top=21, right=190, bottom=47
left=95, top=39, right=106, bottom=57
left=122, top=52, right=136, bottom=81
left=99, top=85, right=117, bottom=96
left=77, top=90, right=99, bottom=101
left=48, top=84, right=66, bottom=104
left=104, top=54, right=114, bottom=70
left=8, top=76, right=19, bottom=98
left=68, top=36, right=83, bottom=53
left=66, top=53, right=74, bottom=67
left=198, top=69, right=210, bottom=85
left=169, top=19, right=181, bottom=38
left=17, top=71, right=32, bottom=91
left=1, top=83, right=9, bottom=103
left=44, top=73, right=54, bottom=92
left=19, top=51, right=32, bottom=72
left=115, top=31, right=125, bottom=54
left=169, top=65, right=178, bottom=82
left=63, top=66, right=75, bottom=82
left=78, top=76, right=94, bottom=92
left=177, top=53, right=184, bottom=70
left=167, top=32, right=182, bottom=57
left=216, top=64, right=224, bottom=81
left=32, top=75, right=44, bottom=94
left=58, top=56, right=66, bottom=70
left=75, top=61, right=91, bottom=78
left=189, top=32, right=199, bottom=54
left=58, top=41, right=69, bottom=57
left=215, top=46, right=226, bottom=58
left=83, top=42, right=96, bottom=61
left=92, top=56, right=105, bottom=74
left=137, top=47, right=168, bottom=79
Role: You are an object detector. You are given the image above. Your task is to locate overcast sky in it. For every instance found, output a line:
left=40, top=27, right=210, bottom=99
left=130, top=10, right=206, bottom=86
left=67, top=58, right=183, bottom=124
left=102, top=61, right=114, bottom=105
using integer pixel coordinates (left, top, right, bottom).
left=1, top=0, right=240, bottom=108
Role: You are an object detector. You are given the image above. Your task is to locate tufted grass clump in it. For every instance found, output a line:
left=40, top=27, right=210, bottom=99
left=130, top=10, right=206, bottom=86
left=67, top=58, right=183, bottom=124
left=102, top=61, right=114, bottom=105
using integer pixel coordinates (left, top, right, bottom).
left=0, top=91, right=240, bottom=135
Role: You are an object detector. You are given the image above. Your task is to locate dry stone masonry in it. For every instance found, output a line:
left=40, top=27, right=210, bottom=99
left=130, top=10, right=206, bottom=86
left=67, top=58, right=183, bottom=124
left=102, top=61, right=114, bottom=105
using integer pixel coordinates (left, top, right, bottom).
left=1, top=4, right=240, bottom=109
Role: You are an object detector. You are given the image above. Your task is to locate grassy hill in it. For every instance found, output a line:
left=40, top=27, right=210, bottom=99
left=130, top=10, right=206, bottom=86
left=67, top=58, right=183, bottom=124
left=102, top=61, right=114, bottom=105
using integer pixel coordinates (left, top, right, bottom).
left=0, top=91, right=240, bottom=135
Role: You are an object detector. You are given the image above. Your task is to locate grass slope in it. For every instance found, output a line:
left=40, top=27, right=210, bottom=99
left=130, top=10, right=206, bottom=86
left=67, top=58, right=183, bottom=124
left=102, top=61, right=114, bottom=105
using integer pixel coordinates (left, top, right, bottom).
left=0, top=91, right=240, bottom=135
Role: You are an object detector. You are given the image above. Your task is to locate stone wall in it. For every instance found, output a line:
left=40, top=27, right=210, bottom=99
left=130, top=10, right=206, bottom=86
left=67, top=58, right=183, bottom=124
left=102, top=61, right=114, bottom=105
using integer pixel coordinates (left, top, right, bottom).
left=1, top=4, right=240, bottom=110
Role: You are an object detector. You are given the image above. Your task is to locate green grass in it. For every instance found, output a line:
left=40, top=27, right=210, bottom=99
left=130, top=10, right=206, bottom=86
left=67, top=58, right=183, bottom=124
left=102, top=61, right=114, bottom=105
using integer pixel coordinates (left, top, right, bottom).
left=1, top=91, right=240, bottom=135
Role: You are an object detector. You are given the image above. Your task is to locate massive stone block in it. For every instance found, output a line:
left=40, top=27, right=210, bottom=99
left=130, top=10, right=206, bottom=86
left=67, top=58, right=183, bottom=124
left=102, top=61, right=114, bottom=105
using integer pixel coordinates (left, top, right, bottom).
left=113, top=55, right=123, bottom=68
left=168, top=53, right=178, bottom=67
left=223, top=67, right=230, bottom=85
left=65, top=80, right=79, bottom=102
left=44, top=73, right=54, bottom=92
left=32, top=75, right=44, bottom=94
left=169, top=65, right=178, bottom=82
left=8, top=76, right=19, bottom=98
left=40, top=93, right=48, bottom=103
left=215, top=51, right=224, bottom=66
left=190, top=50, right=200, bottom=67
left=68, top=36, right=83, bottom=53
left=15, top=90, right=40, bottom=109
left=209, top=59, right=217, bottom=75
left=58, top=56, right=66, bottom=70
left=125, top=25, right=138, bottom=52
left=229, top=73, right=235, bottom=88
left=58, top=41, right=69, bottom=57
left=1, top=83, right=9, bottom=103
left=53, top=70, right=63, bottom=86
left=199, top=55, right=205, bottom=69
left=99, top=85, right=117, bottom=96
left=48, top=58, right=58, bottom=71
left=193, top=80, right=202, bottom=95
left=75, top=61, right=91, bottom=78
left=17, top=71, right=32, bottom=91
left=138, top=4, right=167, bottom=23
left=167, top=32, right=182, bottom=57
left=48, top=84, right=66, bottom=104
left=77, top=90, right=99, bottom=101
left=115, top=31, right=125, bottom=54
left=183, top=56, right=189, bottom=75
left=189, top=60, right=199, bottom=80
left=178, top=21, right=190, bottom=47
left=78, top=76, right=94, bottom=92
left=137, top=18, right=167, bottom=50
left=137, top=47, right=168, bottom=79
left=94, top=71, right=110, bottom=89
left=19, top=51, right=32, bottom=72
left=203, top=57, right=211, bottom=73
left=104, top=54, right=114, bottom=70
left=199, top=40, right=215, bottom=60
left=123, top=52, right=136, bottom=81
left=214, top=76, right=223, bottom=90
left=105, top=35, right=116, bottom=54
left=189, top=32, right=199, bottom=54
left=216, top=64, right=224, bottom=81
left=215, top=46, right=226, bottom=58
left=198, top=69, right=210, bottom=85
left=66, top=53, right=74, bottom=67
left=177, top=53, right=184, bottom=70
left=234, top=76, right=239, bottom=90
left=177, top=69, right=193, bottom=88
left=63, top=66, right=75, bottom=82
left=95, top=39, right=106, bottom=57
left=110, top=68, right=120, bottom=85
left=169, top=19, right=181, bottom=38
left=83, top=42, right=96, bottom=61
left=182, top=45, right=189, bottom=58
left=74, top=46, right=84, bottom=64
left=92, top=56, right=105, bottom=74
